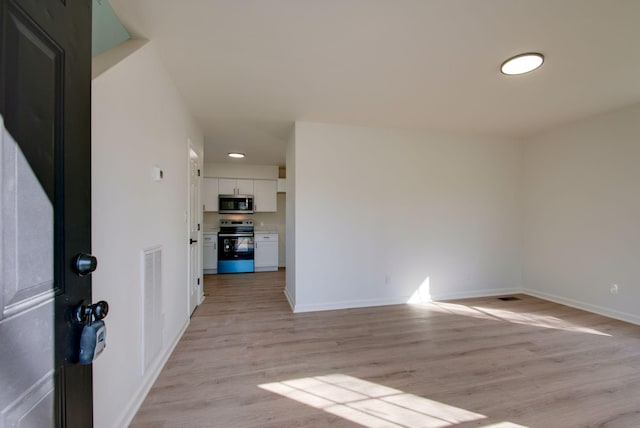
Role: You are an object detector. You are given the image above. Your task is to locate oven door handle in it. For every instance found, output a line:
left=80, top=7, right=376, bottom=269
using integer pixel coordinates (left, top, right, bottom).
left=218, top=233, right=254, bottom=237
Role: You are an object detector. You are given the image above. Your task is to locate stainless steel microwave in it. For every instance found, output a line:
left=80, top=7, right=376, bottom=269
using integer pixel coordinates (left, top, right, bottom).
left=219, top=194, right=254, bottom=214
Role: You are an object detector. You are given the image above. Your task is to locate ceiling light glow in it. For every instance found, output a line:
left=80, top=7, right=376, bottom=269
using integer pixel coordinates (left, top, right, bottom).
left=501, top=53, right=544, bottom=75
left=228, top=152, right=245, bottom=158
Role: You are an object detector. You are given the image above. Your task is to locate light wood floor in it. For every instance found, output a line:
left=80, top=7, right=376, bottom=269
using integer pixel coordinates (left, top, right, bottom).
left=130, top=271, right=640, bottom=427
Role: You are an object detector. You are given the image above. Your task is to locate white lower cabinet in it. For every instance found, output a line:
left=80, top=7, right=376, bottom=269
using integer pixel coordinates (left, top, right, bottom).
left=203, top=233, right=218, bottom=274
left=254, top=233, right=278, bottom=272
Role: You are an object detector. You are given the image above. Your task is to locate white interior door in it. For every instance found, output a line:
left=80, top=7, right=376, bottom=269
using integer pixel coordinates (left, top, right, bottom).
left=188, top=147, right=202, bottom=315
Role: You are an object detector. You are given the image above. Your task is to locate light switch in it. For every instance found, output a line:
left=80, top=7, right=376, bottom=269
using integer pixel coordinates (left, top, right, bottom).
left=152, top=166, right=163, bottom=181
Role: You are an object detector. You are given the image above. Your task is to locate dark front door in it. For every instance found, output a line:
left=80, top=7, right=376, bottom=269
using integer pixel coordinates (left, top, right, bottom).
left=1, top=0, right=93, bottom=426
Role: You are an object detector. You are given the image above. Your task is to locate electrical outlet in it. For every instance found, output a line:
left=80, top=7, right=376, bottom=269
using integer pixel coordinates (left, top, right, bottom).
left=610, top=284, right=619, bottom=294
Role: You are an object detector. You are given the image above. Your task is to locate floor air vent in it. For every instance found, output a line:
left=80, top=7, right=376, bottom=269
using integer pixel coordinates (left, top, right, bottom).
left=497, top=296, right=521, bottom=301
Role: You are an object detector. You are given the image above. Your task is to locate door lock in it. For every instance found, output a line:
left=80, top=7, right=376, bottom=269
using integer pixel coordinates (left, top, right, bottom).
left=74, top=253, right=97, bottom=276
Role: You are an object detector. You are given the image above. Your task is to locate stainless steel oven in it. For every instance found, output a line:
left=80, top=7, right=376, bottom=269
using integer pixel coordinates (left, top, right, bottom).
left=218, top=219, right=254, bottom=273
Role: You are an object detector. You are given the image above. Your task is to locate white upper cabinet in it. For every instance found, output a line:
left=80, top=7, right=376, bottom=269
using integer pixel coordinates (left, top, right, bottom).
left=203, top=177, right=219, bottom=212
left=236, top=179, right=254, bottom=195
left=218, top=178, right=237, bottom=195
left=218, top=178, right=254, bottom=195
left=254, top=179, right=277, bottom=212
left=209, top=177, right=276, bottom=212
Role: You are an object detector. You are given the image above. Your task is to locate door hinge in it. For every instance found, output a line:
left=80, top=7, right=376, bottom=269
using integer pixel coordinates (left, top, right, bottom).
left=197, top=169, right=201, bottom=177
left=197, top=278, right=200, bottom=285
left=197, top=224, right=201, bottom=231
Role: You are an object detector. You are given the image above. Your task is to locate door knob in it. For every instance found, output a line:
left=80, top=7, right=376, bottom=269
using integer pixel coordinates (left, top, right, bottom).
left=92, top=301, right=109, bottom=320
left=75, top=300, right=109, bottom=325
left=190, top=239, right=198, bottom=244
left=74, top=253, right=97, bottom=276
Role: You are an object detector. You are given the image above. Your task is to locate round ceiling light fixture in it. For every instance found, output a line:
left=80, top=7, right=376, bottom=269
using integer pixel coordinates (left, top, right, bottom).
left=227, top=152, right=245, bottom=159
left=500, top=52, right=544, bottom=75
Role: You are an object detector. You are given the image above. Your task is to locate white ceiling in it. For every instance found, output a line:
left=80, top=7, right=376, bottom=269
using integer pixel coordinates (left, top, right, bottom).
left=110, top=0, right=640, bottom=166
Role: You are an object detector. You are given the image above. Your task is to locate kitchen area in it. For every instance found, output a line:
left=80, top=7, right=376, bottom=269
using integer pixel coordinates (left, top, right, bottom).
left=201, top=163, right=286, bottom=276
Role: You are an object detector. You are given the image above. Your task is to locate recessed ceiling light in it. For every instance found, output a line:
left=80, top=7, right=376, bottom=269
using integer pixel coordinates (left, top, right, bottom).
left=228, top=152, right=245, bottom=159
left=500, top=53, right=544, bottom=75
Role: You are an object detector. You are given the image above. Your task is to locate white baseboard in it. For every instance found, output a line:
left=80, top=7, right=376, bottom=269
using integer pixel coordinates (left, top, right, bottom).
left=283, top=288, right=295, bottom=311
left=430, top=287, right=523, bottom=302
left=522, top=288, right=640, bottom=326
left=293, top=296, right=410, bottom=313
left=291, top=288, right=525, bottom=313
left=287, top=286, right=640, bottom=327
left=116, top=319, right=190, bottom=428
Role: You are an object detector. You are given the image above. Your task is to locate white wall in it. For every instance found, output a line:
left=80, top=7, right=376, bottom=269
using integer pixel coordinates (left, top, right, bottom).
left=291, top=122, right=522, bottom=312
left=522, top=104, right=640, bottom=324
left=91, top=41, right=203, bottom=428
left=284, top=127, right=296, bottom=307
left=203, top=162, right=278, bottom=179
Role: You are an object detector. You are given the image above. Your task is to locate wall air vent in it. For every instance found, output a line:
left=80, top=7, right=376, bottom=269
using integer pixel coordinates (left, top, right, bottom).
left=142, top=246, right=163, bottom=375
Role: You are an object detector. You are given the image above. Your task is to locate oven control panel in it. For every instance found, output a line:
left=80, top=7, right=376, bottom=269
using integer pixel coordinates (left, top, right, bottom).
left=220, top=219, right=254, bottom=227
